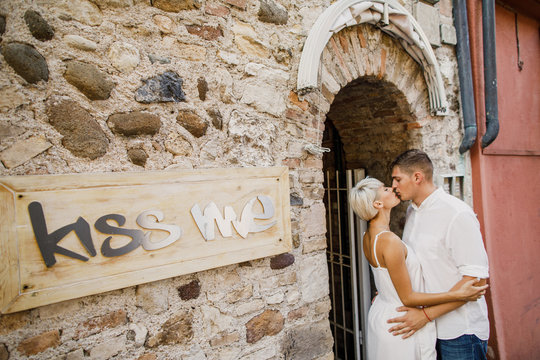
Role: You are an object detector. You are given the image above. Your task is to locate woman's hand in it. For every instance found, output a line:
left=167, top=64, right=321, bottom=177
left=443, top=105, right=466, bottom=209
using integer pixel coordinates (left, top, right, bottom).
left=453, top=278, right=489, bottom=301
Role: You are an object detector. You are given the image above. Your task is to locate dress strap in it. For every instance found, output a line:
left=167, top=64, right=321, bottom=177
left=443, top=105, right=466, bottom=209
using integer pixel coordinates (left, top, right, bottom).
left=373, top=231, right=391, bottom=268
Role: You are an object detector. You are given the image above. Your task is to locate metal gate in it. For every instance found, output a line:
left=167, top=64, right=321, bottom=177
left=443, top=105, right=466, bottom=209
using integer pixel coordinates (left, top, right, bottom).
left=324, top=169, right=371, bottom=360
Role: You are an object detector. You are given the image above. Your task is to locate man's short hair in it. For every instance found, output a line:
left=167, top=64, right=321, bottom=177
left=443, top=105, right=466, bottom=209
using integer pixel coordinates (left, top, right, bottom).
left=391, top=149, right=434, bottom=180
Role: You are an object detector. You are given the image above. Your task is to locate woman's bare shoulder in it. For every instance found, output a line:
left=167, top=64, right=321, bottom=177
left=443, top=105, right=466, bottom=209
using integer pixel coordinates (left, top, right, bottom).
left=377, top=232, right=405, bottom=253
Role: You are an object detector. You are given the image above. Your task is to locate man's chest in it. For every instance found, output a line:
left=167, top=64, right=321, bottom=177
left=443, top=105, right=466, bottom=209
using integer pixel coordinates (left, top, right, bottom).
left=403, top=211, right=449, bottom=259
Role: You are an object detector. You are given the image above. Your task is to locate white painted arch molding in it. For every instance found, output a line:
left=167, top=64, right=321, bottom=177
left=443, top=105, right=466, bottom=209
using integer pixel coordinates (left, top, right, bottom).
left=297, top=0, right=448, bottom=115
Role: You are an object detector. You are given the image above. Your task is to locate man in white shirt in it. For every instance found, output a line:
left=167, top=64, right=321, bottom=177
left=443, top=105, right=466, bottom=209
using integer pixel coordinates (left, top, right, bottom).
left=388, top=149, right=490, bottom=360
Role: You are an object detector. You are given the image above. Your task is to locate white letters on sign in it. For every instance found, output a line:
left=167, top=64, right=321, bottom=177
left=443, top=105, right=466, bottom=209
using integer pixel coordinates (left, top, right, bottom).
left=191, top=195, right=277, bottom=240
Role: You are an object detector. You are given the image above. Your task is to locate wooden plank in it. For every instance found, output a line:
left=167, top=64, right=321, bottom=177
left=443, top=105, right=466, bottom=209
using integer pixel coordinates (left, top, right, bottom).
left=0, top=167, right=292, bottom=313
left=0, top=185, right=19, bottom=313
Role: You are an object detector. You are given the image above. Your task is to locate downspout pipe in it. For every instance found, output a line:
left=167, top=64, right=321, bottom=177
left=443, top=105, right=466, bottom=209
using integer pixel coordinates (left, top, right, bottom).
left=481, top=0, right=500, bottom=148
left=454, top=0, right=477, bottom=154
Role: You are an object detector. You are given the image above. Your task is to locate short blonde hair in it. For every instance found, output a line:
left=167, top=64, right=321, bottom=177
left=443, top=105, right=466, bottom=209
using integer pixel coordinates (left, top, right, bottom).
left=349, top=177, right=383, bottom=221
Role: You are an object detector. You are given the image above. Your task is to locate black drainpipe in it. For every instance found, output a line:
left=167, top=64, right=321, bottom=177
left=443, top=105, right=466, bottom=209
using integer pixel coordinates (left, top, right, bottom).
left=481, top=0, right=500, bottom=148
left=454, top=0, right=477, bottom=154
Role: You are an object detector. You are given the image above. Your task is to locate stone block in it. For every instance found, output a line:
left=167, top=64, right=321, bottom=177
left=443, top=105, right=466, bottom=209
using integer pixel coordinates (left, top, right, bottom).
left=210, top=331, right=240, bottom=347
left=186, top=25, right=223, bottom=40
left=108, top=111, right=161, bottom=136
left=441, top=24, right=457, bottom=45
left=205, top=4, right=230, bottom=17
left=2, top=43, right=49, bottom=84
left=0, top=136, right=51, bottom=169
left=177, top=110, right=208, bottom=138
left=314, top=299, right=332, bottom=315
left=17, top=330, right=60, bottom=356
left=315, top=352, right=335, bottom=360
left=300, top=202, right=326, bottom=238
left=224, top=0, right=247, bottom=10
left=243, top=346, right=277, bottom=360
left=128, top=148, right=148, bottom=167
left=286, top=289, right=301, bottom=304
left=267, top=292, right=284, bottom=304
left=290, top=194, right=303, bottom=206
left=287, top=306, right=308, bottom=321
left=439, top=0, right=452, bottom=17
left=165, top=133, right=193, bottom=157
left=198, top=77, right=208, bottom=100
left=0, top=344, right=8, bottom=360
left=241, top=83, right=285, bottom=116
left=66, top=348, right=84, bottom=360
left=136, top=282, right=169, bottom=314
left=64, top=61, right=114, bottom=100
left=303, top=157, right=323, bottom=169
left=135, top=71, right=186, bottom=103
left=302, top=237, right=327, bottom=254
left=232, top=22, right=269, bottom=58
left=245, top=309, right=284, bottom=343
left=236, top=299, right=265, bottom=316
left=281, top=320, right=333, bottom=359
left=415, top=2, right=441, bottom=47
left=270, top=253, right=295, bottom=269
left=127, top=323, right=148, bottom=347
left=63, top=35, right=97, bottom=51
left=259, top=272, right=296, bottom=289
left=108, top=42, right=140, bottom=73
left=0, top=87, right=27, bottom=110
left=153, top=14, right=175, bottom=33
left=226, top=284, right=253, bottom=303
left=288, top=91, right=309, bottom=111
left=259, top=0, right=289, bottom=25
left=0, top=15, right=5, bottom=36
left=91, top=0, right=134, bottom=8
left=207, top=108, right=223, bottom=129
left=147, top=311, right=193, bottom=347
left=299, top=253, right=329, bottom=302
left=201, top=306, right=234, bottom=337
left=24, top=10, right=54, bottom=41
left=178, top=280, right=201, bottom=300
left=48, top=0, right=103, bottom=26
left=0, top=312, right=30, bottom=335
left=89, top=337, right=126, bottom=360
left=38, top=299, right=81, bottom=319
left=218, top=50, right=240, bottom=65
left=177, top=42, right=208, bottom=61
left=152, top=0, right=201, bottom=12
left=138, top=354, right=157, bottom=360
left=74, top=309, right=127, bottom=340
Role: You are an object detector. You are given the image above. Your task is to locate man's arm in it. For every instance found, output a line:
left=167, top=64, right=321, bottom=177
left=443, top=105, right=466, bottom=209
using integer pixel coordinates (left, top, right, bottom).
left=387, top=276, right=487, bottom=338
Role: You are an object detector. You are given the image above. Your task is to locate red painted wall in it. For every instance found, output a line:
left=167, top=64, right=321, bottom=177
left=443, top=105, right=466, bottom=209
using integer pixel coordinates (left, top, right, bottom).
left=467, top=1, right=540, bottom=359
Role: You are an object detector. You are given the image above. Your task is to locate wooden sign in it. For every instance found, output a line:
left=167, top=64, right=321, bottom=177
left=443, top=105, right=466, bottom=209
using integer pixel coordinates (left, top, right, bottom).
left=0, top=167, right=292, bottom=314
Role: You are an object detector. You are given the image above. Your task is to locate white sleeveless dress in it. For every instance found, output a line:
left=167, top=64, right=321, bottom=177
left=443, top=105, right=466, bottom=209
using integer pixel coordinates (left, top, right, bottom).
left=366, top=231, right=437, bottom=360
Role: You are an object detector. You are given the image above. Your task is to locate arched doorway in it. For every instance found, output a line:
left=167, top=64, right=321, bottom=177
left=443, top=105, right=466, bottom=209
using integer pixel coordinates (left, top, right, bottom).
left=322, top=73, right=423, bottom=359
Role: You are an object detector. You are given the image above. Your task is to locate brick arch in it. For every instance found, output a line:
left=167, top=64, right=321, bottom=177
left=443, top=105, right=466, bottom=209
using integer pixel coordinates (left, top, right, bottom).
left=297, top=0, right=448, bottom=115
left=318, top=24, right=430, bottom=122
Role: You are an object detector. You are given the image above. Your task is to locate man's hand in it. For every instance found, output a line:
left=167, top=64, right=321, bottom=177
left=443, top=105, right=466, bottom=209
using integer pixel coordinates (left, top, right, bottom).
left=387, top=306, right=429, bottom=339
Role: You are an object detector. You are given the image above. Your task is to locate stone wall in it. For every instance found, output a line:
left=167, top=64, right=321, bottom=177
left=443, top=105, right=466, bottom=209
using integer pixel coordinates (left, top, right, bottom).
left=0, top=0, right=468, bottom=359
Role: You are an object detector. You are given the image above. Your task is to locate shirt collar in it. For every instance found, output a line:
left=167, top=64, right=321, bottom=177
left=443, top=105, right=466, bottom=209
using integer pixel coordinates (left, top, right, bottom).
left=411, top=187, right=443, bottom=211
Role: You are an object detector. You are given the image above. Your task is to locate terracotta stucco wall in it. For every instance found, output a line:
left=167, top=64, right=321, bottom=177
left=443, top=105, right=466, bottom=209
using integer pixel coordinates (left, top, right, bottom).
left=467, top=0, right=540, bottom=358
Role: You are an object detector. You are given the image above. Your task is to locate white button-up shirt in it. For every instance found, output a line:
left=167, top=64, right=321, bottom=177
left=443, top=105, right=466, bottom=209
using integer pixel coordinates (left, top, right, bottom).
left=402, top=188, right=490, bottom=340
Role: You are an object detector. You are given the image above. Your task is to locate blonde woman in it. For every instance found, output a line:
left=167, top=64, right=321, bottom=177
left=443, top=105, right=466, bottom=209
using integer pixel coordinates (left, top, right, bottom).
left=349, top=177, right=487, bottom=360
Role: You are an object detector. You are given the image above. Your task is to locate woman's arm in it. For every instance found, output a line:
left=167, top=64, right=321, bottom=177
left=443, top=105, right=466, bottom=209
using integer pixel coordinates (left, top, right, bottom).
left=387, top=276, right=487, bottom=339
left=381, top=234, right=487, bottom=307
left=422, top=276, right=487, bottom=320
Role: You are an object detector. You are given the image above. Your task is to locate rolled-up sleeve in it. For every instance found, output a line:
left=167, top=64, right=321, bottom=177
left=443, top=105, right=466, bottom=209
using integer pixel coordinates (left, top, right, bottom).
left=446, top=211, right=490, bottom=278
